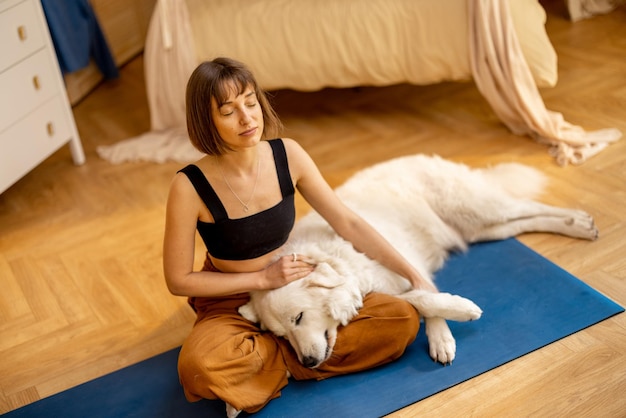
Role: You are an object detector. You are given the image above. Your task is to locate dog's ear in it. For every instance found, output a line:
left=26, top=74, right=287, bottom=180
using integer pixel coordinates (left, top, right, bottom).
left=306, top=263, right=362, bottom=326
left=238, top=302, right=259, bottom=324
left=326, top=296, right=361, bottom=326
left=239, top=296, right=273, bottom=331
left=306, top=263, right=345, bottom=289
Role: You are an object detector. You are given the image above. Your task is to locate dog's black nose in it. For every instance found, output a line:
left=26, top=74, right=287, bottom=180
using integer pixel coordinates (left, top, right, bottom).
left=302, top=356, right=319, bottom=368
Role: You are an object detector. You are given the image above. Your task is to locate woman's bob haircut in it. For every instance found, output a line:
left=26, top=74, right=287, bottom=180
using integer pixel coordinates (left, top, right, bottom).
left=185, top=57, right=283, bottom=156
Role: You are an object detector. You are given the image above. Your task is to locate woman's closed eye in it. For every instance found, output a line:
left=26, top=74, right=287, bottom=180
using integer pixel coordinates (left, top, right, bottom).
left=220, top=103, right=255, bottom=116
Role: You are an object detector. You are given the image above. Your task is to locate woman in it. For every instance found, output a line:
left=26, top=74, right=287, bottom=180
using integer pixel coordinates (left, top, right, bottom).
left=163, top=57, right=435, bottom=415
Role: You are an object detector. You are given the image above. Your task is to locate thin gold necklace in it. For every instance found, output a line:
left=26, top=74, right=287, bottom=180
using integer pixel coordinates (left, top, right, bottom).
left=218, top=154, right=261, bottom=213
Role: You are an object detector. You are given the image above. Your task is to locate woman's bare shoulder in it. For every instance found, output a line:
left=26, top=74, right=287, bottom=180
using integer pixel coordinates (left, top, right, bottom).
left=279, top=137, right=299, bottom=149
left=281, top=137, right=313, bottom=161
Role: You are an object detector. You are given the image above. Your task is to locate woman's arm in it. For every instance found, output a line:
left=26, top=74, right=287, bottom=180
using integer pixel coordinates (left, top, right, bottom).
left=163, top=172, right=313, bottom=297
left=285, top=138, right=437, bottom=292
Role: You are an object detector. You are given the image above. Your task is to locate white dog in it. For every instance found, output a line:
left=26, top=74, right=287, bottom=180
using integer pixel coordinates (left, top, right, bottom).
left=239, top=154, right=598, bottom=371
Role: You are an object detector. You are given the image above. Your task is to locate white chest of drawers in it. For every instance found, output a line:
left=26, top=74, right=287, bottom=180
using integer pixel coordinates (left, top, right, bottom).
left=0, top=0, right=85, bottom=194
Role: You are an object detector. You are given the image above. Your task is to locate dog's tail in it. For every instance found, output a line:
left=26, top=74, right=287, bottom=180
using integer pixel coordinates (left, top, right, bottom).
left=481, top=163, right=547, bottom=199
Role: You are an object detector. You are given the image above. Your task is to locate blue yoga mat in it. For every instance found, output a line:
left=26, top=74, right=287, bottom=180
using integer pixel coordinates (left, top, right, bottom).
left=6, top=239, right=623, bottom=418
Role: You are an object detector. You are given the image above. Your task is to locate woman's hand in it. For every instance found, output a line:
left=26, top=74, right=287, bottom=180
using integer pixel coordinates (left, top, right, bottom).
left=262, top=253, right=316, bottom=289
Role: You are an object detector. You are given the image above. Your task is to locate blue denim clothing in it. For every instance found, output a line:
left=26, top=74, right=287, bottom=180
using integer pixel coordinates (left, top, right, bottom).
left=41, top=0, right=119, bottom=78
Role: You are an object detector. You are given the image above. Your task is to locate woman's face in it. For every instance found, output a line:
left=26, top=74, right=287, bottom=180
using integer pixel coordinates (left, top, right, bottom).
left=211, top=83, right=264, bottom=151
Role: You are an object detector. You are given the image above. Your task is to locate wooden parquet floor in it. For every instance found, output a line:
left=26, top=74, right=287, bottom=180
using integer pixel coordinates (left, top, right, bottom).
left=1, top=1, right=625, bottom=415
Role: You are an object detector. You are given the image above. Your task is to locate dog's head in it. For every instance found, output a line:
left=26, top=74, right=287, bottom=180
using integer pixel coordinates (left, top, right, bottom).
left=239, top=262, right=363, bottom=368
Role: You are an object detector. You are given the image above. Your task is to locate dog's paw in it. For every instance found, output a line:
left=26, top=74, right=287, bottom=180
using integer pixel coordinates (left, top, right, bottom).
left=425, top=317, right=456, bottom=364
left=439, top=293, right=483, bottom=321
left=566, top=210, right=599, bottom=241
left=403, top=291, right=482, bottom=321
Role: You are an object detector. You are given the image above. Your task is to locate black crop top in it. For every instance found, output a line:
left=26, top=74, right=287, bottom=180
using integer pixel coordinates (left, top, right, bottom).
left=178, top=139, right=295, bottom=261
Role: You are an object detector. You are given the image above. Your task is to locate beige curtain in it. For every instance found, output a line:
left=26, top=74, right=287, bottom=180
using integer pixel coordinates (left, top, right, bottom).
left=96, top=0, right=202, bottom=164
left=469, top=0, right=621, bottom=165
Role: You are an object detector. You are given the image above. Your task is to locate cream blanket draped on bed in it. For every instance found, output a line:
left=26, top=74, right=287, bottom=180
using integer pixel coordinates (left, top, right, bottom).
left=96, top=0, right=620, bottom=165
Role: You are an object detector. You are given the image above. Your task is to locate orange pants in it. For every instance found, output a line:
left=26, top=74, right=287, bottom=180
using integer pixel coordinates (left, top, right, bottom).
left=178, top=257, right=420, bottom=413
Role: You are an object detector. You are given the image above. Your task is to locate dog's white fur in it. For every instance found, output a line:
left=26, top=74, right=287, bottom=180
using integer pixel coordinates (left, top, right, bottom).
left=238, top=154, right=597, bottom=372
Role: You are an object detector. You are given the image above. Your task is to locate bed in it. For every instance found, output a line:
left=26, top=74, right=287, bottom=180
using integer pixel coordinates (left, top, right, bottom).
left=97, top=0, right=620, bottom=165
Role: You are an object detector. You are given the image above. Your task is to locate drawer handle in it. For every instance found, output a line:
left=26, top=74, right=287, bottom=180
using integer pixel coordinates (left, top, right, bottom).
left=17, top=25, right=27, bottom=41
left=46, top=122, right=55, bottom=137
left=33, top=75, right=40, bottom=90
